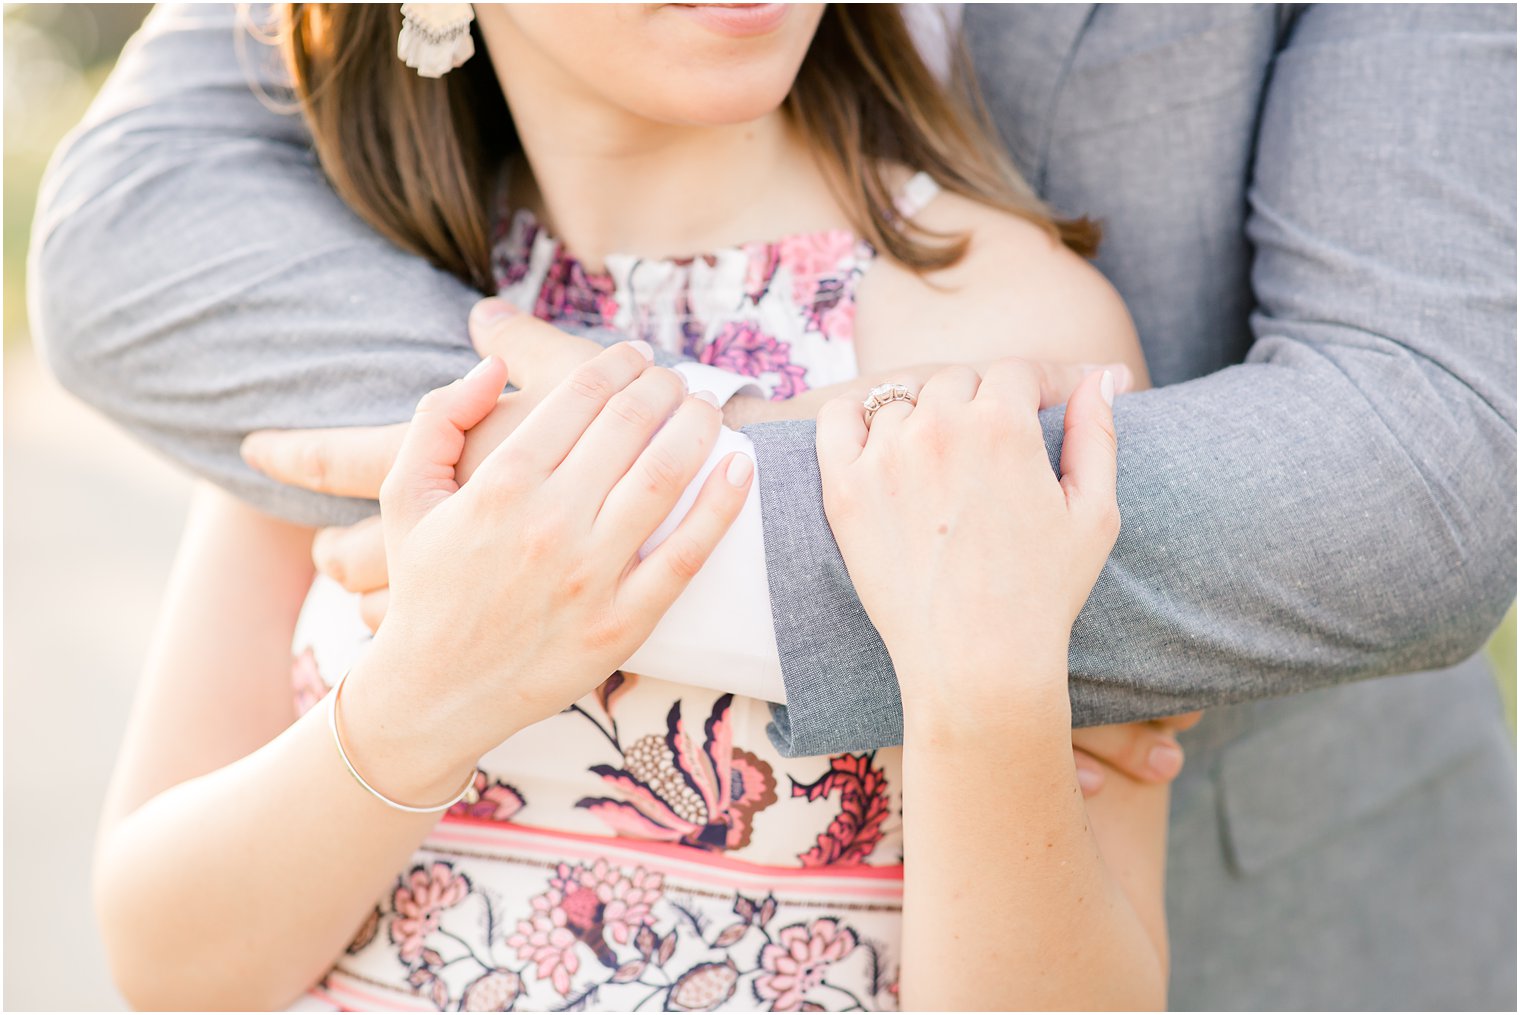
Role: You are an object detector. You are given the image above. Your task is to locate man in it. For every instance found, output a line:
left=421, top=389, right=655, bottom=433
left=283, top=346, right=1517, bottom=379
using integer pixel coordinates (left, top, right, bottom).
left=32, top=3, right=1515, bottom=1008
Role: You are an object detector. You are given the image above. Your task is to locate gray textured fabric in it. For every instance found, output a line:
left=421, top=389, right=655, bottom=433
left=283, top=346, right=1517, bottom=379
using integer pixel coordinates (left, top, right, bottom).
left=29, top=4, right=1517, bottom=1009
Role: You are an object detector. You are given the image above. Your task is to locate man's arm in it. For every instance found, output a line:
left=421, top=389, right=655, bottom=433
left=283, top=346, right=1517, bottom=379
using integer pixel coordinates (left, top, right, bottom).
left=755, top=3, right=1517, bottom=753
left=29, top=3, right=480, bottom=528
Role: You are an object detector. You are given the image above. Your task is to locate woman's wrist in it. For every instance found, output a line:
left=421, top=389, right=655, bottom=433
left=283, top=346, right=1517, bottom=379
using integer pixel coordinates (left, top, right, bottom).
left=333, top=641, right=492, bottom=807
left=894, top=649, right=1073, bottom=739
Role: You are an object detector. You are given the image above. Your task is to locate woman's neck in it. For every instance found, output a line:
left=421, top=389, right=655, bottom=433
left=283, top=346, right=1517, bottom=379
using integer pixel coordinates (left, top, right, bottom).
left=481, top=25, right=840, bottom=270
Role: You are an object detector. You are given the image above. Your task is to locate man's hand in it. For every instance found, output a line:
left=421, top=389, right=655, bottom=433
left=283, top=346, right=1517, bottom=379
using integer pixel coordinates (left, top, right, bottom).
left=240, top=298, right=600, bottom=627
left=240, top=297, right=1136, bottom=635
left=1071, top=712, right=1204, bottom=797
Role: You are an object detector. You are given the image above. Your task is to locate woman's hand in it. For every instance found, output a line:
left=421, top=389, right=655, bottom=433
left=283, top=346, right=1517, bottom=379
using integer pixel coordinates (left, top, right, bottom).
left=816, top=360, right=1120, bottom=716
left=725, top=360, right=1134, bottom=427
left=340, top=342, right=753, bottom=799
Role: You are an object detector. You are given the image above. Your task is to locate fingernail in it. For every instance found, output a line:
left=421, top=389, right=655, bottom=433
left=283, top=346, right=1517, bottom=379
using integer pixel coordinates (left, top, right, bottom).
left=465, top=355, right=496, bottom=380
left=1107, top=364, right=1133, bottom=393
left=470, top=297, right=518, bottom=327
left=1099, top=370, right=1115, bottom=407
left=629, top=340, right=655, bottom=362
left=1147, top=743, right=1184, bottom=780
left=725, top=453, right=753, bottom=487
left=1075, top=766, right=1104, bottom=795
left=693, top=390, right=720, bottom=408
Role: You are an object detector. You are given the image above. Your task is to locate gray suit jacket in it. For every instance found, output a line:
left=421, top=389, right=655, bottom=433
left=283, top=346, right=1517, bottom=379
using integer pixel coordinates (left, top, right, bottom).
left=31, top=4, right=1516, bottom=1009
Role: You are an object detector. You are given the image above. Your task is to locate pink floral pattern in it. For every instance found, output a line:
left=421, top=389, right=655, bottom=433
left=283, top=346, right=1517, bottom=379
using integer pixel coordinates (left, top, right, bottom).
left=491, top=204, right=873, bottom=402
left=792, top=753, right=893, bottom=867
left=694, top=321, right=811, bottom=401
left=754, top=918, right=860, bottom=1012
left=290, top=647, right=326, bottom=718
left=578, top=694, right=778, bottom=852
left=389, top=862, right=471, bottom=964
left=447, top=769, right=526, bottom=823
left=506, top=859, right=665, bottom=994
left=293, top=177, right=945, bottom=1011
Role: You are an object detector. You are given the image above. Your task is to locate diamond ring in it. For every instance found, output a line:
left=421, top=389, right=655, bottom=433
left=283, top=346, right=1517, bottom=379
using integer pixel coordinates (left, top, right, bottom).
left=862, top=382, right=916, bottom=426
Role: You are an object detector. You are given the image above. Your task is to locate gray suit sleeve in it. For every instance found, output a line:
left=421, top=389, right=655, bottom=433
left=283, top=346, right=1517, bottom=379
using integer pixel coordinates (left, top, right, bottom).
left=29, top=4, right=480, bottom=528
left=755, top=4, right=1518, bottom=754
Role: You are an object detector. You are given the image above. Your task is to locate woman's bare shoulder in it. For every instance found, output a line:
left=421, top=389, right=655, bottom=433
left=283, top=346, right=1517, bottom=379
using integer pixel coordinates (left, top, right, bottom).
left=855, top=191, right=1147, bottom=381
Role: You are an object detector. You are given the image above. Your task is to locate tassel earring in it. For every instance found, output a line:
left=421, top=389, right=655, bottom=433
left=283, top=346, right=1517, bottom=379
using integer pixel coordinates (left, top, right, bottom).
left=397, top=3, right=475, bottom=78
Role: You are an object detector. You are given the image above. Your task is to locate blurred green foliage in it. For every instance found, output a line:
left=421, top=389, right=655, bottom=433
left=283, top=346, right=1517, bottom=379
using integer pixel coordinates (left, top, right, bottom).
left=3, top=5, right=1515, bottom=732
left=4, top=4, right=152, bottom=348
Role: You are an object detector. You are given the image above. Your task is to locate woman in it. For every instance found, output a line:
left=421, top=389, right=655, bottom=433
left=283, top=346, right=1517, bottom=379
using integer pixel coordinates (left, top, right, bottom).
left=93, top=4, right=1172, bottom=1010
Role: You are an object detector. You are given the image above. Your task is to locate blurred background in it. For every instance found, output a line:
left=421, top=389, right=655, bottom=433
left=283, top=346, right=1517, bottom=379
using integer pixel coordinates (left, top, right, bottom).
left=3, top=4, right=1515, bottom=1011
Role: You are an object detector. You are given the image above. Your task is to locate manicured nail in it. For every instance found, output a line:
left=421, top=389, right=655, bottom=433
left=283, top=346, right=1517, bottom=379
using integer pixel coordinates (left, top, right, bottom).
left=1147, top=743, right=1183, bottom=780
left=1099, top=370, right=1115, bottom=407
left=470, top=297, right=518, bottom=327
left=465, top=355, right=497, bottom=380
left=693, top=390, right=720, bottom=408
left=1108, top=364, right=1134, bottom=393
left=629, top=340, right=655, bottom=362
left=1075, top=766, right=1103, bottom=795
left=725, top=453, right=753, bottom=487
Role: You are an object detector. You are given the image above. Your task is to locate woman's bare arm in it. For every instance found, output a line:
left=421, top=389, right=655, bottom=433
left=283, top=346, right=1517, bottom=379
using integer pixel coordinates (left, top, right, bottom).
left=901, top=706, right=1168, bottom=1010
left=95, top=484, right=450, bottom=1010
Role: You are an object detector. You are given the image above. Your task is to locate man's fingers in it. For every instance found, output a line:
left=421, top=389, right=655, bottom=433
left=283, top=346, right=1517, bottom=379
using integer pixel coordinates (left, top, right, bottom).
left=312, top=515, right=387, bottom=593
left=624, top=452, right=753, bottom=612
left=381, top=356, right=508, bottom=535
left=1071, top=722, right=1186, bottom=786
left=1037, top=362, right=1133, bottom=409
left=1155, top=710, right=1205, bottom=734
left=1059, top=369, right=1120, bottom=533
left=1073, top=748, right=1107, bottom=797
left=241, top=423, right=407, bottom=498
left=469, top=298, right=601, bottom=392
left=358, top=588, right=389, bottom=634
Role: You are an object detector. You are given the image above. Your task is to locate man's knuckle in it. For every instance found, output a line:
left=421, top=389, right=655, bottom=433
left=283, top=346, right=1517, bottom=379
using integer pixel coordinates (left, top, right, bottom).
left=297, top=443, right=329, bottom=488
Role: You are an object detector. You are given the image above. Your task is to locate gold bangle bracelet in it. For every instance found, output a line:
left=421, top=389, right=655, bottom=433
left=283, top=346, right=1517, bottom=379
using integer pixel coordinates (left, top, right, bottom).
left=326, top=667, right=476, bottom=814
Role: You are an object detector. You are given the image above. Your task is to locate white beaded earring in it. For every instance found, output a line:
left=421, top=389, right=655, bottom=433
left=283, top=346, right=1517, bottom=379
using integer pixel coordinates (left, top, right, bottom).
left=397, top=3, right=475, bottom=78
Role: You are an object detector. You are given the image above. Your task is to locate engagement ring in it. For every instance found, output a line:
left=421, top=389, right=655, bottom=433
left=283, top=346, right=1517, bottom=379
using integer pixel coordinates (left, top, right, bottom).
left=862, top=382, right=916, bottom=426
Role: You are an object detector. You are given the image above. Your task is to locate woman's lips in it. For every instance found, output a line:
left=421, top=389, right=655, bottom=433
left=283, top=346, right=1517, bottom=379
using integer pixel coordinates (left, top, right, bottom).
left=669, top=4, right=789, bottom=39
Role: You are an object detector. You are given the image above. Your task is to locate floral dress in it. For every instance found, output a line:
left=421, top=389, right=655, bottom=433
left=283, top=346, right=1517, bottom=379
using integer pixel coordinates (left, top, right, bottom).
left=289, top=174, right=943, bottom=1013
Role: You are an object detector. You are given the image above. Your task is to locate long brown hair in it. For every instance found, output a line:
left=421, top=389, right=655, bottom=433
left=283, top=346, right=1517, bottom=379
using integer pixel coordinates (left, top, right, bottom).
left=276, top=4, right=1098, bottom=292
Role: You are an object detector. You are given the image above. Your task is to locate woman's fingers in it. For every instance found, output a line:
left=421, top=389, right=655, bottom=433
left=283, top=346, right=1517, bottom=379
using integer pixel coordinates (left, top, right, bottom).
left=624, top=451, right=753, bottom=613
left=816, top=395, right=868, bottom=473
left=312, top=515, right=387, bottom=593
left=380, top=356, right=508, bottom=536
left=1059, top=369, right=1120, bottom=534
left=472, top=341, right=654, bottom=487
left=916, top=364, right=980, bottom=406
left=240, top=423, right=407, bottom=498
left=553, top=365, right=688, bottom=502
left=975, top=356, right=1045, bottom=412
left=594, top=392, right=722, bottom=554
